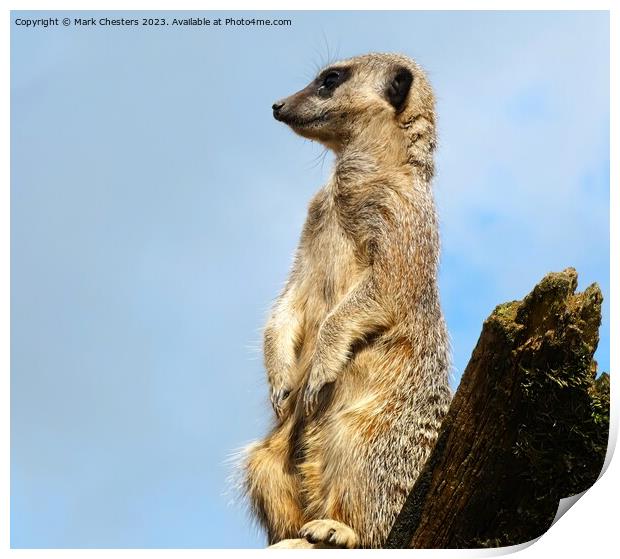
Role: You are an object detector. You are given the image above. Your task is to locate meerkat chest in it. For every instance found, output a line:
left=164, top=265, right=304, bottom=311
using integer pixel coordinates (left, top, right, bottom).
left=299, top=189, right=366, bottom=311
left=306, top=217, right=361, bottom=308
left=293, top=190, right=368, bottom=372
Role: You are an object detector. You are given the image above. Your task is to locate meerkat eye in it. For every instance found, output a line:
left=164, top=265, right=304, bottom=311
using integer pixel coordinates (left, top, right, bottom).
left=318, top=71, right=342, bottom=97
left=316, top=67, right=350, bottom=98
left=322, top=71, right=341, bottom=89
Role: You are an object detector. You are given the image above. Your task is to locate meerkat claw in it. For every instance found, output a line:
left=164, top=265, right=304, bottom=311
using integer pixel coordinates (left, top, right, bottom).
left=270, top=387, right=291, bottom=418
left=303, top=385, right=317, bottom=416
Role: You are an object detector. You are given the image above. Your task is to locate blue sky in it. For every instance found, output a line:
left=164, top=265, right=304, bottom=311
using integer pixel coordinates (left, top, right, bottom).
left=11, top=10, right=609, bottom=549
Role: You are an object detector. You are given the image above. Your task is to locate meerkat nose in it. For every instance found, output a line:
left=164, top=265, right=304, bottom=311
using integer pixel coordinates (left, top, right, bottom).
left=272, top=101, right=286, bottom=118
left=272, top=101, right=287, bottom=121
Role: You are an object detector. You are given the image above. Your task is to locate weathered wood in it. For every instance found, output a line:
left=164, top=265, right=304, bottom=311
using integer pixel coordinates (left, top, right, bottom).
left=385, top=268, right=608, bottom=548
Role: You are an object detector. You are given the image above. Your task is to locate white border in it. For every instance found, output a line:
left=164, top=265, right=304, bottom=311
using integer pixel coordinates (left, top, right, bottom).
left=4, top=1, right=616, bottom=557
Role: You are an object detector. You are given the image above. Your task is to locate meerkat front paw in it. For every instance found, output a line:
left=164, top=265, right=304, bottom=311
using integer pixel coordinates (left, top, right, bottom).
left=302, top=363, right=336, bottom=416
left=270, top=384, right=292, bottom=420
left=299, top=519, right=359, bottom=549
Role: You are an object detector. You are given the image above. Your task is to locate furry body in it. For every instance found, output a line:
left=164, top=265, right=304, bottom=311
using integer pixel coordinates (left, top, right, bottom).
left=244, top=53, right=451, bottom=548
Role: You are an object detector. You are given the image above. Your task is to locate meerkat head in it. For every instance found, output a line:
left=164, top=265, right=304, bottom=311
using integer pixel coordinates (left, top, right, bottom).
left=272, top=53, right=436, bottom=155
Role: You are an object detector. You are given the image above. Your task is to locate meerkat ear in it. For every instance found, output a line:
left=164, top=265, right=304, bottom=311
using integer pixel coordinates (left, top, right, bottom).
left=386, top=67, right=413, bottom=113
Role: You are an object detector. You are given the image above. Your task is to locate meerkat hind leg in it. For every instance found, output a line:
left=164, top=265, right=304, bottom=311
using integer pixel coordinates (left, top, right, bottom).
left=299, top=519, right=359, bottom=549
left=244, top=430, right=305, bottom=544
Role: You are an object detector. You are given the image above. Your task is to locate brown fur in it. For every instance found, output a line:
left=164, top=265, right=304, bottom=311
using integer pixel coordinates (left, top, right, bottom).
left=243, top=53, right=452, bottom=548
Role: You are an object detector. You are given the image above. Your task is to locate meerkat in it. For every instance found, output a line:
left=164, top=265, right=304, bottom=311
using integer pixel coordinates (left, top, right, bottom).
left=243, top=52, right=452, bottom=549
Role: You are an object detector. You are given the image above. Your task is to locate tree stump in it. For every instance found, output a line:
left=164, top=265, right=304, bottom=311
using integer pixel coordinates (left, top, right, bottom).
left=385, top=268, right=609, bottom=548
